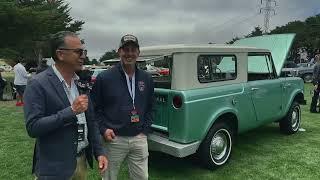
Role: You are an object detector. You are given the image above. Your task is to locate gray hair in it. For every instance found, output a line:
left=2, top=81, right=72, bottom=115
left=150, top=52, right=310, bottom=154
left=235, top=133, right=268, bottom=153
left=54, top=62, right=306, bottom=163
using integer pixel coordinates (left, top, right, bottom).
left=50, top=31, right=78, bottom=61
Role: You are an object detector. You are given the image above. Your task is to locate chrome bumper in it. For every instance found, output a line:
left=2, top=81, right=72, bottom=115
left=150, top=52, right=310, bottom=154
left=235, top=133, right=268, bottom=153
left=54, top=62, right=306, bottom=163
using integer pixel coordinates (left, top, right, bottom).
left=148, top=133, right=201, bottom=158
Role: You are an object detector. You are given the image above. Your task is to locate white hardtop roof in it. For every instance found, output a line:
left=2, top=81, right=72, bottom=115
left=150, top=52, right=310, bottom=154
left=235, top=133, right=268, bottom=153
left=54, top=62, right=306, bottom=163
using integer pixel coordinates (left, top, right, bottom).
left=139, top=44, right=269, bottom=56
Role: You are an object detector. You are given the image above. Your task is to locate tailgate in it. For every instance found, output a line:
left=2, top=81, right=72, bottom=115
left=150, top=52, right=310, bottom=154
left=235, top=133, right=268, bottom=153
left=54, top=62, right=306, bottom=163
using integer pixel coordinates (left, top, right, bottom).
left=152, top=88, right=172, bottom=132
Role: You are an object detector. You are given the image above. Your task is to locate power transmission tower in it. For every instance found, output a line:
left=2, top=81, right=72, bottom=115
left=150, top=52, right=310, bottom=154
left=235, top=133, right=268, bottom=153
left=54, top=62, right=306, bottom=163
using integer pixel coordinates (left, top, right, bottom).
left=260, top=0, right=277, bottom=33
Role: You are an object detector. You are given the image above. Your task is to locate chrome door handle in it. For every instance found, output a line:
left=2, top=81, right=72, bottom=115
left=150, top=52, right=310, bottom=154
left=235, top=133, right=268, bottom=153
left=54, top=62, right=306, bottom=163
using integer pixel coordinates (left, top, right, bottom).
left=251, top=87, right=259, bottom=91
left=232, top=99, right=238, bottom=105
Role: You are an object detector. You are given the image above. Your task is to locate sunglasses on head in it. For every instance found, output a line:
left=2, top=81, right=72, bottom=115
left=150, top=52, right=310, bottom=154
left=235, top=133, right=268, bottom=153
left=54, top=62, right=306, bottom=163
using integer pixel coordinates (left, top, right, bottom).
left=58, top=48, right=87, bottom=56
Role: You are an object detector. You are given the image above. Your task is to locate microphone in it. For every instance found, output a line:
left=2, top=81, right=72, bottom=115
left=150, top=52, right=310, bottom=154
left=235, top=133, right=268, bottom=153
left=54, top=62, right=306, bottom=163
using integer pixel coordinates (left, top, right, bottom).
left=76, top=69, right=93, bottom=95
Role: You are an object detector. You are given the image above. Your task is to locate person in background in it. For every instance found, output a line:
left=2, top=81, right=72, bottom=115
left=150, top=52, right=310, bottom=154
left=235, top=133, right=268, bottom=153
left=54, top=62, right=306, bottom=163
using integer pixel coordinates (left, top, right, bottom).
left=309, top=49, right=320, bottom=64
left=13, top=59, right=28, bottom=106
left=23, top=31, right=108, bottom=179
left=310, top=54, right=320, bottom=113
left=0, top=70, right=7, bottom=101
left=91, top=34, right=154, bottom=180
left=36, top=59, right=49, bottom=74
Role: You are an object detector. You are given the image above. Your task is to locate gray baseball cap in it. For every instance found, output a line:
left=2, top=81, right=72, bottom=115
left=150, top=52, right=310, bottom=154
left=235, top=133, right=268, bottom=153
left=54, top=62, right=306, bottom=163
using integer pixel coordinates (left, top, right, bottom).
left=119, top=34, right=139, bottom=49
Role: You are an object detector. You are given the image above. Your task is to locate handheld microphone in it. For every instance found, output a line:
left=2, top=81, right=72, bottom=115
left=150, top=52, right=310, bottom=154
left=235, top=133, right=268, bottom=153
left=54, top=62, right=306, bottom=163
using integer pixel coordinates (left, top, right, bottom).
left=76, top=70, right=93, bottom=95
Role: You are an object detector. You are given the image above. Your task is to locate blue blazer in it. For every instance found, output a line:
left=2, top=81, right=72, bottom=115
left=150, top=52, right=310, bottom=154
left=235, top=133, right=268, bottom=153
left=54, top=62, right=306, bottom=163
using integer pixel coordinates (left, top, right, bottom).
left=91, top=63, right=154, bottom=137
left=23, top=67, right=105, bottom=179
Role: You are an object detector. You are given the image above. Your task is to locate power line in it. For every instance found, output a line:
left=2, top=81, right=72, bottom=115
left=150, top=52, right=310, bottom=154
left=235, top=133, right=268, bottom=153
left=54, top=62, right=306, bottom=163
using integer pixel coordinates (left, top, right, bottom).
left=211, top=12, right=259, bottom=36
left=260, top=0, right=277, bottom=33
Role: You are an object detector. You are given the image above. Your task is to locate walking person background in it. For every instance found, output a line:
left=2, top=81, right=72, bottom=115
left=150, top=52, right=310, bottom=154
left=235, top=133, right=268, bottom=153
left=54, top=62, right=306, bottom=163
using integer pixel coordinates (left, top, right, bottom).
left=36, top=59, right=49, bottom=74
left=310, top=54, right=320, bottom=113
left=0, top=70, right=7, bottom=101
left=23, top=31, right=108, bottom=179
left=91, top=34, right=154, bottom=180
left=13, top=59, right=28, bottom=106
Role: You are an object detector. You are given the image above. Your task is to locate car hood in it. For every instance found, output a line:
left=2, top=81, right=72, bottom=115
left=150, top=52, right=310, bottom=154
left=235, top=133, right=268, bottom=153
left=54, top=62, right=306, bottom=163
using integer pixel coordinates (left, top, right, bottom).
left=234, top=34, right=295, bottom=76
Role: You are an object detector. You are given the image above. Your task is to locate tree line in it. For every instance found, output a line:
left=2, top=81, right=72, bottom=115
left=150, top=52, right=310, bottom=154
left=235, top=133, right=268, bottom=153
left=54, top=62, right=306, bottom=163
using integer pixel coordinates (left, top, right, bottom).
left=1, top=0, right=319, bottom=65
left=0, top=0, right=83, bottom=67
left=227, top=14, right=320, bottom=61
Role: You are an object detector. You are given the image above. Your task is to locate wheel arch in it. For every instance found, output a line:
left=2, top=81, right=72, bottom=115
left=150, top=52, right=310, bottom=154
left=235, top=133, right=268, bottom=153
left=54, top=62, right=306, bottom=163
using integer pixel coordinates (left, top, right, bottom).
left=202, top=110, right=239, bottom=142
left=283, top=91, right=305, bottom=116
left=293, top=92, right=305, bottom=105
left=197, top=111, right=238, bottom=169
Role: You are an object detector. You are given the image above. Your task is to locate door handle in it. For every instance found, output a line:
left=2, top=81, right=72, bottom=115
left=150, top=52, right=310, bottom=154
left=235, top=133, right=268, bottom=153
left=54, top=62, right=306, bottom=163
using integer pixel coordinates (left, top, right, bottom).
left=251, top=87, right=259, bottom=91
left=232, top=99, right=238, bottom=105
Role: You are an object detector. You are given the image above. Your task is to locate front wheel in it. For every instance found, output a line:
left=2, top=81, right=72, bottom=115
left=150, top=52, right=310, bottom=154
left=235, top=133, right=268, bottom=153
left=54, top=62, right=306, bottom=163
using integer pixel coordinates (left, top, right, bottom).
left=279, top=101, right=301, bottom=134
left=198, top=122, right=233, bottom=169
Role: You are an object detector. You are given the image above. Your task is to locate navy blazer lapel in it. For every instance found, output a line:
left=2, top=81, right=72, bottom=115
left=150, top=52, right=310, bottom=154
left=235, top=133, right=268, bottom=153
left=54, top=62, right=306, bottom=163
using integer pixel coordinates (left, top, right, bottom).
left=135, top=69, right=144, bottom=103
left=46, top=67, right=71, bottom=107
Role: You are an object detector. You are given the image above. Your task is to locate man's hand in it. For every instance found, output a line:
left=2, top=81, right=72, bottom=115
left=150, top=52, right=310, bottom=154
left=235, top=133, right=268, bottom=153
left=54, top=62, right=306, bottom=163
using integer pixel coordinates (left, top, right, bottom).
left=71, top=95, right=88, bottom=114
left=103, top=129, right=116, bottom=141
left=98, top=155, right=108, bottom=174
left=315, top=84, right=318, bottom=90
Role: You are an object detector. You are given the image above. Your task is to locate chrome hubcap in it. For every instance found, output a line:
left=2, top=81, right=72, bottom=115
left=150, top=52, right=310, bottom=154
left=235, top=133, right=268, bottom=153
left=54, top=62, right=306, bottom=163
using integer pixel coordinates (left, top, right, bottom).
left=210, top=130, right=228, bottom=160
left=291, top=106, right=300, bottom=130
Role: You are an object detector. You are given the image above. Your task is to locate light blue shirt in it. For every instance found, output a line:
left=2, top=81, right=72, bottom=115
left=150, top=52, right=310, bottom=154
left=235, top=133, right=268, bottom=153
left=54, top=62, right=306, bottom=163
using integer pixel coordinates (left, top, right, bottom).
left=52, top=65, right=89, bottom=153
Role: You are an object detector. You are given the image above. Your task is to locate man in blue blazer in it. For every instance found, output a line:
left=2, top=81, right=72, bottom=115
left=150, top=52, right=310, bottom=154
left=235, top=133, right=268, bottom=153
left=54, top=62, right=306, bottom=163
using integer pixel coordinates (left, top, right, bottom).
left=91, top=34, right=154, bottom=180
left=24, top=31, right=108, bottom=180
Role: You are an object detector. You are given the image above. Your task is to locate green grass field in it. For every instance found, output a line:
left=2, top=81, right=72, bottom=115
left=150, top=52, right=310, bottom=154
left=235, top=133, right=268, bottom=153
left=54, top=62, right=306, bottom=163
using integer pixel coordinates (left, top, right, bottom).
left=0, top=84, right=320, bottom=180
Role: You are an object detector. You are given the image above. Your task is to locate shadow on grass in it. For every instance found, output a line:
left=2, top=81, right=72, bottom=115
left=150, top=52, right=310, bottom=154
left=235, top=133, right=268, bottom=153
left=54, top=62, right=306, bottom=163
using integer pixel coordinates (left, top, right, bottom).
left=148, top=151, right=210, bottom=179
left=147, top=123, right=303, bottom=174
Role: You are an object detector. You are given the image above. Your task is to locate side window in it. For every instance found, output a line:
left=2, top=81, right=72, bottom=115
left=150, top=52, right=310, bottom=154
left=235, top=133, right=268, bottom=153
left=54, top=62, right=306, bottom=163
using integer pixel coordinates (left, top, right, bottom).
left=248, top=53, right=276, bottom=81
left=198, top=55, right=237, bottom=83
left=147, top=56, right=172, bottom=89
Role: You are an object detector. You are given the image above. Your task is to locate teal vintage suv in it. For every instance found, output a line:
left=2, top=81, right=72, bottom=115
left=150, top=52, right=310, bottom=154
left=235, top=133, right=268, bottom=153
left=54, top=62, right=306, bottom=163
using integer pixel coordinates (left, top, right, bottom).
left=140, top=34, right=305, bottom=169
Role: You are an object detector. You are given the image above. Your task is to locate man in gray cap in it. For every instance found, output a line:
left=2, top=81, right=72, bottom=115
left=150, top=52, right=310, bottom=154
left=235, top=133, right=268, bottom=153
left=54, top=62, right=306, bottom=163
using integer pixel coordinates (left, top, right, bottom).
left=91, top=34, right=154, bottom=180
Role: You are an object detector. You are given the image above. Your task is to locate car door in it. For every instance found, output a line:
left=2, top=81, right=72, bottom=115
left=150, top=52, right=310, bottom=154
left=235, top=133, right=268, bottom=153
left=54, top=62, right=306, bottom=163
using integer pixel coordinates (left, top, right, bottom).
left=247, top=53, right=283, bottom=122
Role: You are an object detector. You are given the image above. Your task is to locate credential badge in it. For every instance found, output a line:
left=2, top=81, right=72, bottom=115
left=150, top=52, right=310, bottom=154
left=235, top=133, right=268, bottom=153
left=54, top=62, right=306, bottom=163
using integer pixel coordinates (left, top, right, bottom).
left=138, top=81, right=145, bottom=91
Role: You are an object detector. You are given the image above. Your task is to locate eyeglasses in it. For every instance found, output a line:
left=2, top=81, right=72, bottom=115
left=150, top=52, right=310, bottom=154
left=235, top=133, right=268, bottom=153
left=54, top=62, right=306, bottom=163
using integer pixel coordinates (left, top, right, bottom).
left=58, top=48, right=87, bottom=57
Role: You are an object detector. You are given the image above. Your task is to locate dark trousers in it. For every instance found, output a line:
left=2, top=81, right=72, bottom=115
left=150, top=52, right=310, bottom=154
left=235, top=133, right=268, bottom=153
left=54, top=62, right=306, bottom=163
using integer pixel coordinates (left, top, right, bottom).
left=0, top=88, right=3, bottom=101
left=310, top=86, right=320, bottom=112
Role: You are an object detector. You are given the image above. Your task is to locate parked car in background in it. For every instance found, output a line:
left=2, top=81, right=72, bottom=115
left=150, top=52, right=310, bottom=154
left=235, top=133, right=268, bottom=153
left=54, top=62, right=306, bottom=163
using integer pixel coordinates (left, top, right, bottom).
left=102, top=59, right=147, bottom=70
left=144, top=34, right=305, bottom=170
left=281, top=62, right=314, bottom=83
left=102, top=58, right=170, bottom=77
left=158, top=67, right=170, bottom=76
left=146, top=65, right=161, bottom=77
left=283, top=61, right=297, bottom=68
left=75, top=67, right=109, bottom=89
left=90, top=68, right=108, bottom=83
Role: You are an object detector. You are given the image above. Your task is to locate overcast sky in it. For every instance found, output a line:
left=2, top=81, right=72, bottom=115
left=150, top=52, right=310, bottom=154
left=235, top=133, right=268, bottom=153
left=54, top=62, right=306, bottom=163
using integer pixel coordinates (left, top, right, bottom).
left=65, top=0, right=320, bottom=59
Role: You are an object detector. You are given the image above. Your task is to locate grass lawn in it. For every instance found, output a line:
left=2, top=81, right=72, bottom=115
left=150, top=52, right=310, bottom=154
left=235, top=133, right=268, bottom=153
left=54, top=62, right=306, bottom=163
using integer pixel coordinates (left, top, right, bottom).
left=0, top=83, right=320, bottom=179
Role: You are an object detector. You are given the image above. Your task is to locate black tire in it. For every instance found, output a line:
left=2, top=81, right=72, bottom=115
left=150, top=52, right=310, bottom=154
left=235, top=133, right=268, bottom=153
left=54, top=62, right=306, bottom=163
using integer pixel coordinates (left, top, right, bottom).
left=303, top=74, right=313, bottom=83
left=198, top=122, right=233, bottom=170
left=279, top=101, right=301, bottom=134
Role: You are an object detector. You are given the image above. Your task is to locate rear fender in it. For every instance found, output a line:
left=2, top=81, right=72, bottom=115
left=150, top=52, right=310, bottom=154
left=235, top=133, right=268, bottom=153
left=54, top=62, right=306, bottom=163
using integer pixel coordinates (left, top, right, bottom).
left=201, top=108, right=238, bottom=141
